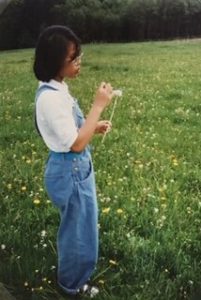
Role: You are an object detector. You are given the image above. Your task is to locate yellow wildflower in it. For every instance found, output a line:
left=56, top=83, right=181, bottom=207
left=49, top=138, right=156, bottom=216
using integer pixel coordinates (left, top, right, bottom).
left=98, top=280, right=105, bottom=285
left=109, top=259, right=118, bottom=265
left=33, top=199, right=40, bottom=205
left=172, top=159, right=179, bottom=166
left=117, top=209, right=123, bottom=214
left=102, top=207, right=110, bottom=214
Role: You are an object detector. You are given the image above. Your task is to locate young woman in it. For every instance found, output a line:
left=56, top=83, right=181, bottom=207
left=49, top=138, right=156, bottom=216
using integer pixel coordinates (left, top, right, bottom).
left=33, top=25, right=114, bottom=297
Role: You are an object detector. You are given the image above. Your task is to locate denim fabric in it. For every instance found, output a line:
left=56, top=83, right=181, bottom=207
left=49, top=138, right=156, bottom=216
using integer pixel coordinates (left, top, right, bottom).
left=35, top=85, right=98, bottom=295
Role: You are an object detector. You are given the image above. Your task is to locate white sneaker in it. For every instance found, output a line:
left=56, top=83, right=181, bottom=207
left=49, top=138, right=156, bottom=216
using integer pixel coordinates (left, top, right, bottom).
left=78, top=284, right=99, bottom=298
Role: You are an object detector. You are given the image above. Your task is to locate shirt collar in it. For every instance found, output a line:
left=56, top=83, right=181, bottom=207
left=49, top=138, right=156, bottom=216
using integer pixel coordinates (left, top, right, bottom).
left=39, top=79, right=69, bottom=93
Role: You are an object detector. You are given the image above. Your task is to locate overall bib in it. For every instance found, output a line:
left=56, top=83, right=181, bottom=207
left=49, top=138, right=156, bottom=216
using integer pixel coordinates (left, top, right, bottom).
left=35, top=85, right=98, bottom=295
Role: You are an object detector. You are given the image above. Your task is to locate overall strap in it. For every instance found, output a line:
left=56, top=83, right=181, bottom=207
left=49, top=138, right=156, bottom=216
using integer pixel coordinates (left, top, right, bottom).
left=72, top=98, right=85, bottom=129
left=34, top=84, right=58, bottom=136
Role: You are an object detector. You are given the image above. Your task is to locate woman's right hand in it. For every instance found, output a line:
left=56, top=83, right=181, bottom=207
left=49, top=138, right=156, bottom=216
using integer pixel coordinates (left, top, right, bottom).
left=71, top=82, right=114, bottom=152
left=94, top=82, right=114, bottom=110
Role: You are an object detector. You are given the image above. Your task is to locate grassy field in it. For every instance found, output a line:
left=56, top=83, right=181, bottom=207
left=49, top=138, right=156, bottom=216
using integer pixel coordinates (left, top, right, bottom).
left=0, top=40, right=201, bottom=300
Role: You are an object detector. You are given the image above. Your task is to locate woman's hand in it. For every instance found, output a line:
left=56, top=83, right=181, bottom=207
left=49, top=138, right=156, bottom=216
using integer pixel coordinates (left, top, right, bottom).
left=93, top=82, right=114, bottom=110
left=95, top=120, right=112, bottom=134
left=71, top=82, right=113, bottom=152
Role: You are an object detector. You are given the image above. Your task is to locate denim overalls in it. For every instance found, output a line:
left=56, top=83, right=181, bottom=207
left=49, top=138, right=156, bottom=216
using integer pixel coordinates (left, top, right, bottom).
left=35, top=85, right=98, bottom=295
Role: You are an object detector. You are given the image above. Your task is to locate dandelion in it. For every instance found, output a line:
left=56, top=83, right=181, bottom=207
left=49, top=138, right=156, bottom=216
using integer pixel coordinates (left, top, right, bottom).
left=117, top=209, right=123, bottom=214
left=109, top=259, right=118, bottom=265
left=170, top=155, right=179, bottom=166
left=154, top=208, right=159, bottom=214
left=48, top=280, right=52, bottom=284
left=24, top=282, right=29, bottom=287
left=7, top=183, right=12, bottom=189
left=46, top=200, right=51, bottom=204
left=101, top=89, right=122, bottom=144
left=187, top=207, right=192, bottom=214
left=41, top=230, right=47, bottom=238
left=26, top=159, right=31, bottom=164
left=158, top=185, right=167, bottom=193
left=33, top=199, right=40, bottom=205
left=118, top=178, right=123, bottom=182
left=161, top=215, right=166, bottom=221
left=172, top=159, right=179, bottom=166
left=102, top=207, right=110, bottom=214
left=21, top=186, right=27, bottom=191
left=1, top=244, right=6, bottom=250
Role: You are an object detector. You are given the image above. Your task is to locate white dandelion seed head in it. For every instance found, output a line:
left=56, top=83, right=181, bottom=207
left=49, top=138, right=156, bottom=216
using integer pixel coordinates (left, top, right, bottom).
left=41, top=230, right=47, bottom=238
left=113, top=89, right=122, bottom=97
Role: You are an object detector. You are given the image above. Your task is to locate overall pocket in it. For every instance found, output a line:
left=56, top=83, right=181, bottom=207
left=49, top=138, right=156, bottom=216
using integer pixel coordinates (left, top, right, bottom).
left=44, top=159, right=73, bottom=208
left=73, top=158, right=92, bottom=183
left=44, top=158, right=65, bottom=178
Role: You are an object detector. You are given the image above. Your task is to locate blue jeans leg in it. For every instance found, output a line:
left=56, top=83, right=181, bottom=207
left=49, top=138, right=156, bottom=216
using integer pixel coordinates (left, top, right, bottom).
left=45, top=157, right=98, bottom=295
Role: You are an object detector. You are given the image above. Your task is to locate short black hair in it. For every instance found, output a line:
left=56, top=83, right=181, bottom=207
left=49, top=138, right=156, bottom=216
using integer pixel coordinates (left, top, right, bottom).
left=33, top=25, right=81, bottom=82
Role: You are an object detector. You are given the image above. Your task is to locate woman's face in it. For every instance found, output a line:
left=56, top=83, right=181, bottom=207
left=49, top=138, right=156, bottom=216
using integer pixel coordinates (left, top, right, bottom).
left=58, top=42, right=82, bottom=80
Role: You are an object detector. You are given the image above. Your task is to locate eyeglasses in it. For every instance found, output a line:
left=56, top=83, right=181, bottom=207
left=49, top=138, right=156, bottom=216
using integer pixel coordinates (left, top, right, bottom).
left=66, top=52, right=84, bottom=66
left=72, top=52, right=83, bottom=65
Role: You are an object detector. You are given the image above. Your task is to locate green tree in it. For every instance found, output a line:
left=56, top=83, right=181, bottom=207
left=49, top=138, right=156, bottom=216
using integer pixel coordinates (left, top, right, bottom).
left=0, top=0, right=24, bottom=50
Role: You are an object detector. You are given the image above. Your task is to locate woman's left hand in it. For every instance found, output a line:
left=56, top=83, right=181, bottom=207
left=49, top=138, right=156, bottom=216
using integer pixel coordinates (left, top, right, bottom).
left=95, top=120, right=112, bottom=134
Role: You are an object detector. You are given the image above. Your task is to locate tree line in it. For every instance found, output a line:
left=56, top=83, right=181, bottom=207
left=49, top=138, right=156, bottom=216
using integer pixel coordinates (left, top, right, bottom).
left=1, top=0, right=201, bottom=50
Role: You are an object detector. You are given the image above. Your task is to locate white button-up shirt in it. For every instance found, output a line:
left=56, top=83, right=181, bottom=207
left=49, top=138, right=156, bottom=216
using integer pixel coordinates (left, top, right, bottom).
left=36, top=79, right=78, bottom=152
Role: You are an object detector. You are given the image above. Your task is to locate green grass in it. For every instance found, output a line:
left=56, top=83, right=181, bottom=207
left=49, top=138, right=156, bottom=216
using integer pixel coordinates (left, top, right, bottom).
left=0, top=40, right=201, bottom=300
